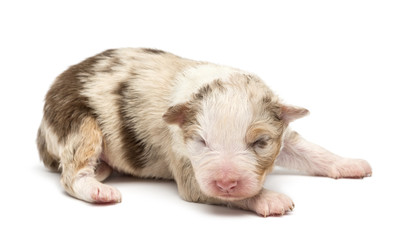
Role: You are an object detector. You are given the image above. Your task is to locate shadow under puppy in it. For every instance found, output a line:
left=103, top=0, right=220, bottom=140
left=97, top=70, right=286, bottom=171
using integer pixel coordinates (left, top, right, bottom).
left=37, top=48, right=372, bottom=217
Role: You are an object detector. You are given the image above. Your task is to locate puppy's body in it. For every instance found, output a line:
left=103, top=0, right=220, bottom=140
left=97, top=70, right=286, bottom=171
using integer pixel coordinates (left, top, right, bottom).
left=37, top=48, right=371, bottom=216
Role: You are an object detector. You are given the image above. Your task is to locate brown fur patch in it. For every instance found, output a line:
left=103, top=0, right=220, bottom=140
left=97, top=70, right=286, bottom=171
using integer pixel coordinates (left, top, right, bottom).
left=263, top=99, right=282, bottom=122
left=194, top=84, right=212, bottom=100
left=262, top=95, right=273, bottom=104
left=246, top=122, right=283, bottom=176
left=116, top=81, right=165, bottom=169
left=167, top=102, right=201, bottom=143
left=211, top=79, right=226, bottom=92
left=193, top=79, right=227, bottom=101
left=163, top=104, right=189, bottom=126
left=43, top=49, right=116, bottom=143
left=142, top=48, right=166, bottom=54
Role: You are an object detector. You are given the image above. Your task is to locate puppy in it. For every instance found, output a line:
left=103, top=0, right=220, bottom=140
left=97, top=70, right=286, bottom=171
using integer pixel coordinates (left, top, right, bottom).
left=37, top=48, right=372, bottom=216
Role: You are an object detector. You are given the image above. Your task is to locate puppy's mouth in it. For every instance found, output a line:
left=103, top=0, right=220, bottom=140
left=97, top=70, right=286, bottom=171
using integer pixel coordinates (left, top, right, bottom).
left=213, top=193, right=250, bottom=201
left=201, top=180, right=260, bottom=201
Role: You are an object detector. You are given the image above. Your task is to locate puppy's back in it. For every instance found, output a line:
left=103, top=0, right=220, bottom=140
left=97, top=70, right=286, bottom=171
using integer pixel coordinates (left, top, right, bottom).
left=38, top=48, right=196, bottom=175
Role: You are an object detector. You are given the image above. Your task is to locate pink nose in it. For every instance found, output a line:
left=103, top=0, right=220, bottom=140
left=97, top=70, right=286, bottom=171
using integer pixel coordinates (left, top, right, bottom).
left=216, top=180, right=238, bottom=193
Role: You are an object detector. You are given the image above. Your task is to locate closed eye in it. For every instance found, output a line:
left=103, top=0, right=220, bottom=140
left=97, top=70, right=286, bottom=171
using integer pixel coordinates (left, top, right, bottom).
left=251, top=135, right=273, bottom=149
left=253, top=139, right=268, bottom=149
left=198, top=138, right=207, bottom=147
left=188, top=135, right=211, bottom=155
left=194, top=135, right=208, bottom=148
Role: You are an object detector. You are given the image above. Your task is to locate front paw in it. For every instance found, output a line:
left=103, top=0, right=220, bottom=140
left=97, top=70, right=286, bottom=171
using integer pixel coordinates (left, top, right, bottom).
left=325, top=158, right=372, bottom=179
left=245, top=189, right=294, bottom=217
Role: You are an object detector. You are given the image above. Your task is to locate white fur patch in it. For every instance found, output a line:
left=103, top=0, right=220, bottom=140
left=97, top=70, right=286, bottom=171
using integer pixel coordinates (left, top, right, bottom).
left=40, top=120, right=61, bottom=158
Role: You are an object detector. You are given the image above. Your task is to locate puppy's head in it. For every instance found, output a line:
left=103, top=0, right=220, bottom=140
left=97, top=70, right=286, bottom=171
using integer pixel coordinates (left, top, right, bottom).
left=163, top=74, right=308, bottom=201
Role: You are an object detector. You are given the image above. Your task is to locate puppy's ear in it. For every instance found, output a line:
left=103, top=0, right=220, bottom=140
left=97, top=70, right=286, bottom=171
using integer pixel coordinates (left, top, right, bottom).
left=279, top=103, right=309, bottom=123
left=162, top=103, right=189, bottom=127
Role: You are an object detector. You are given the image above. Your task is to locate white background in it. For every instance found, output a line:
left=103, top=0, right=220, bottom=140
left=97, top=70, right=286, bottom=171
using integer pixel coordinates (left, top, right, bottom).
left=1, top=0, right=413, bottom=239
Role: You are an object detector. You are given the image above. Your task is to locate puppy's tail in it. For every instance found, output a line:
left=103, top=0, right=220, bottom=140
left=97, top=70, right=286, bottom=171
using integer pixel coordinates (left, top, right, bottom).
left=36, top=123, right=60, bottom=171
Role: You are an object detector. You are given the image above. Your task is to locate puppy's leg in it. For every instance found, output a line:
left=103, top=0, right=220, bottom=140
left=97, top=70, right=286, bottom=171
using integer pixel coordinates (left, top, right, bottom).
left=230, top=189, right=294, bottom=217
left=60, top=117, right=121, bottom=203
left=276, top=129, right=372, bottom=179
left=94, top=160, right=113, bottom=182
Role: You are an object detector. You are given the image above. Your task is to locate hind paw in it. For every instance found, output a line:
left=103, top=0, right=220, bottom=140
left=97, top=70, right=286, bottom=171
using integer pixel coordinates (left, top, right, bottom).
left=90, top=183, right=122, bottom=203
left=71, top=177, right=122, bottom=203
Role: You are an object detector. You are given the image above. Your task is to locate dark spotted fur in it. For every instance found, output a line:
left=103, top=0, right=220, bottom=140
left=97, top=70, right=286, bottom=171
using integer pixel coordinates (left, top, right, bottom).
left=43, top=49, right=116, bottom=143
left=115, top=81, right=164, bottom=169
left=142, top=48, right=166, bottom=54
